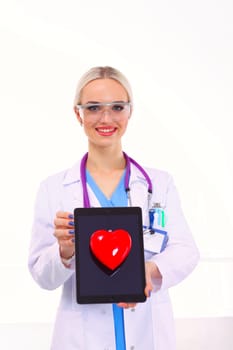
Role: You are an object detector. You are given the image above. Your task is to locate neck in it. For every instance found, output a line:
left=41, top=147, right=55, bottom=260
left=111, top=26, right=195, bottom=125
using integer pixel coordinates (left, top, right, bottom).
left=86, top=145, right=126, bottom=172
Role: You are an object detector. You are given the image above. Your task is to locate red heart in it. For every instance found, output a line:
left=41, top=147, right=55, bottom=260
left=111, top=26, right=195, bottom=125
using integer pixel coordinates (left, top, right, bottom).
left=90, top=229, right=132, bottom=270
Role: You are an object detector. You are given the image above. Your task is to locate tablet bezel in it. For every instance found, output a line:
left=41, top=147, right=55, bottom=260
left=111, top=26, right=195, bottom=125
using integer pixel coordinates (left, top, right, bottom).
left=74, top=207, right=146, bottom=304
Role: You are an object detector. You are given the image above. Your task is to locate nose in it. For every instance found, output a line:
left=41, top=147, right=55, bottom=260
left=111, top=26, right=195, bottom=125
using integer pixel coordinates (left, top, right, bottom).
left=99, top=107, right=113, bottom=121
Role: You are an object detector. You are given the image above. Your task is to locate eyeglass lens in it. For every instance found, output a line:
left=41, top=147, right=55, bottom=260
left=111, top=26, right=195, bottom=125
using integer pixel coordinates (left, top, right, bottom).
left=79, top=102, right=131, bottom=118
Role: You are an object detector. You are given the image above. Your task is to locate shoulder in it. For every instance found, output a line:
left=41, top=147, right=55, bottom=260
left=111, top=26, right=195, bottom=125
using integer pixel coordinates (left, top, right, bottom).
left=39, top=160, right=81, bottom=190
left=144, top=166, right=172, bottom=184
left=131, top=162, right=173, bottom=187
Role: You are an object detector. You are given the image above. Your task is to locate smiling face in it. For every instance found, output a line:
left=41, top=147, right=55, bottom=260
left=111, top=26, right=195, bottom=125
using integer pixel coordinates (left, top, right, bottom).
left=75, top=78, right=131, bottom=150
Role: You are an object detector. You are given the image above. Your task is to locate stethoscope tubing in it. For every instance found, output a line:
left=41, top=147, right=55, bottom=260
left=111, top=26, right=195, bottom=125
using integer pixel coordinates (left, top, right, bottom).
left=123, top=152, right=152, bottom=193
left=80, top=152, right=153, bottom=208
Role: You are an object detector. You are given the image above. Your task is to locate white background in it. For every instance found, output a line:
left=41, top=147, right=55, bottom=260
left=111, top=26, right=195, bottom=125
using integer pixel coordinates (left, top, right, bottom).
left=0, top=0, right=232, bottom=328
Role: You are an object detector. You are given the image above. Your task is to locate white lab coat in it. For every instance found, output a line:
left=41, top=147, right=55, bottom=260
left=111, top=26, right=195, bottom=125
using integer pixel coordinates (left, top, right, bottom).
left=28, top=159, right=199, bottom=350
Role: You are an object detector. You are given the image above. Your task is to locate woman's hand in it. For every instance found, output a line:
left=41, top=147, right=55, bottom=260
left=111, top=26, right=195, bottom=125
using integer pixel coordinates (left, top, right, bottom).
left=117, top=261, right=161, bottom=309
left=117, top=301, right=137, bottom=309
left=53, top=211, right=75, bottom=259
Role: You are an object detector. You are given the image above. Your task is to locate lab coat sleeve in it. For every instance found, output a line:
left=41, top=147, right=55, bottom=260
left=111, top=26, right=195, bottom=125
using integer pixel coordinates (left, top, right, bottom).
left=149, top=175, right=200, bottom=291
left=28, top=180, right=74, bottom=290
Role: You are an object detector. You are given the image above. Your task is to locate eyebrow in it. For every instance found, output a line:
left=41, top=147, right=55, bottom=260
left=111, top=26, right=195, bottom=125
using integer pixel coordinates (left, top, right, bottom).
left=83, top=100, right=127, bottom=104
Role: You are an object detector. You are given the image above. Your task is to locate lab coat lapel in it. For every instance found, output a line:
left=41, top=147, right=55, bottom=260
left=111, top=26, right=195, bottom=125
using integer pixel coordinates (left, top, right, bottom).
left=129, top=164, right=150, bottom=227
left=61, top=161, right=82, bottom=212
left=61, top=160, right=100, bottom=211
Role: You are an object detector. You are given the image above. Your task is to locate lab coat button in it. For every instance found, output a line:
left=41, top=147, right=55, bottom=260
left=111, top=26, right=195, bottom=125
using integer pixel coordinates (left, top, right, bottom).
left=130, top=346, right=135, bottom=350
left=131, top=308, right=135, bottom=312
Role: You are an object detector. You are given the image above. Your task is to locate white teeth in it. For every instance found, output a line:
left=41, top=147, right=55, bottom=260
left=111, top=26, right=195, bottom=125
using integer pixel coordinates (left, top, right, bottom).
left=97, top=128, right=114, bottom=133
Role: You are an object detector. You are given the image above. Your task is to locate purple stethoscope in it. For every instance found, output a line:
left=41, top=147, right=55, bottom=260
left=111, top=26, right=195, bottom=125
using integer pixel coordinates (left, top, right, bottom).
left=80, top=152, right=153, bottom=209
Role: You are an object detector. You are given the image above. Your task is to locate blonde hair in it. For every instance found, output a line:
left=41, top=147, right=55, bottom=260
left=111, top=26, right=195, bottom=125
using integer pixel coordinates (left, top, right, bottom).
left=73, top=66, right=133, bottom=106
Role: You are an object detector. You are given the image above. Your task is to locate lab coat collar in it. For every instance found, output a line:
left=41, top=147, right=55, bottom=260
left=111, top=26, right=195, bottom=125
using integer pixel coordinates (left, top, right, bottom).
left=61, top=157, right=148, bottom=186
left=62, top=160, right=81, bottom=185
left=129, top=161, right=149, bottom=186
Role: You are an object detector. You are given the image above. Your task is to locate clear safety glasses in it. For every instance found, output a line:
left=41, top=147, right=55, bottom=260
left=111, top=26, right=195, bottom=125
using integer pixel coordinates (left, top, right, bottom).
left=76, top=101, right=132, bottom=119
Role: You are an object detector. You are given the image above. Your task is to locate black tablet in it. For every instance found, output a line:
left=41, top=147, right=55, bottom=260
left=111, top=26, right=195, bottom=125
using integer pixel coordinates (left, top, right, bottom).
left=74, top=207, right=146, bottom=304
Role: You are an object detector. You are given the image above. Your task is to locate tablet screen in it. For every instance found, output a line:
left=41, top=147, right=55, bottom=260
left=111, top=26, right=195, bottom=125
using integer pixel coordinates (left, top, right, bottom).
left=74, top=207, right=146, bottom=304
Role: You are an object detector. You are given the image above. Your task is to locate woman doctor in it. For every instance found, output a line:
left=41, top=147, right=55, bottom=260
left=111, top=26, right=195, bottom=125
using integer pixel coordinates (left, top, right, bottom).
left=28, top=66, right=199, bottom=350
